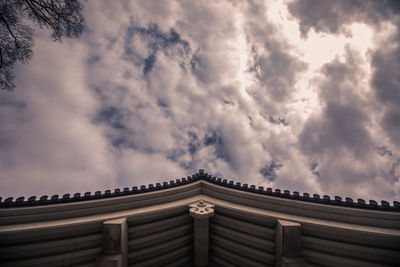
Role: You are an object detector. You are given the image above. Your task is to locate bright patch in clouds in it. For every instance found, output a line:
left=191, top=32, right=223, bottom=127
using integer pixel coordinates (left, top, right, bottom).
left=1, top=0, right=399, bottom=203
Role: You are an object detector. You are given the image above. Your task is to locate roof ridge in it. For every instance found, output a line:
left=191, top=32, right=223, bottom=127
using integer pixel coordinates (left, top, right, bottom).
left=1, top=169, right=399, bottom=211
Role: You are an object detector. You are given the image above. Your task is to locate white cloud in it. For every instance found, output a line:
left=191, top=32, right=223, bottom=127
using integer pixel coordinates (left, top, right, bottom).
left=1, top=0, right=399, bottom=203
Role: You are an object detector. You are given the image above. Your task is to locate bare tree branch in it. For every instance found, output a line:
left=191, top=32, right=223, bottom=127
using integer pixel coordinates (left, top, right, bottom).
left=0, top=0, right=85, bottom=91
left=0, top=13, right=20, bottom=49
left=0, top=47, right=3, bottom=69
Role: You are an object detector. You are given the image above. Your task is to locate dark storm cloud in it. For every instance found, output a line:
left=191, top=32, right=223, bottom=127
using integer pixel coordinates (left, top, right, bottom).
left=372, top=50, right=400, bottom=107
left=297, top=46, right=381, bottom=192
left=288, top=0, right=400, bottom=196
left=249, top=46, right=305, bottom=102
left=300, top=47, right=372, bottom=158
left=382, top=110, right=400, bottom=147
left=289, top=0, right=400, bottom=152
left=372, top=47, right=400, bottom=147
left=288, top=0, right=400, bottom=37
left=300, top=101, right=371, bottom=157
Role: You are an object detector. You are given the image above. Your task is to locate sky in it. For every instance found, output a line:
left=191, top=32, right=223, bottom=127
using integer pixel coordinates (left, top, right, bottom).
left=1, top=0, right=400, bottom=203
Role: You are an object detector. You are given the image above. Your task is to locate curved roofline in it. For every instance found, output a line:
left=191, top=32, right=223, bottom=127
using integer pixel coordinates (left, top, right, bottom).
left=1, top=169, right=399, bottom=211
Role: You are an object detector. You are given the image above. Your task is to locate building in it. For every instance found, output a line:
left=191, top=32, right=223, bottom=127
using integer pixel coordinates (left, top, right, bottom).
left=0, top=169, right=399, bottom=266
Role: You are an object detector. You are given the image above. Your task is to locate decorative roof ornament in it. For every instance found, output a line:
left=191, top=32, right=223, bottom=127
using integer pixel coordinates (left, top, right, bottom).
left=189, top=199, right=214, bottom=219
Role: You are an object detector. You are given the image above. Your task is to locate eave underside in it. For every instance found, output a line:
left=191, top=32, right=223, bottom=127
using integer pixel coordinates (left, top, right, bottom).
left=0, top=180, right=399, bottom=266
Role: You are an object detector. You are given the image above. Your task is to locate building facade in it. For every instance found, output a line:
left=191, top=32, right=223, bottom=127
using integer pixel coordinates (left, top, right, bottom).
left=0, top=170, right=399, bottom=266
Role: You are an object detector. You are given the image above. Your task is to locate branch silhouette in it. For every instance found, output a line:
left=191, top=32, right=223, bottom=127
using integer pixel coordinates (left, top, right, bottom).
left=0, top=0, right=85, bottom=91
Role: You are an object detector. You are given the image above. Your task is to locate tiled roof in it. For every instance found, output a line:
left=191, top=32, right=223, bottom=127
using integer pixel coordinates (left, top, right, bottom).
left=1, top=169, right=399, bottom=211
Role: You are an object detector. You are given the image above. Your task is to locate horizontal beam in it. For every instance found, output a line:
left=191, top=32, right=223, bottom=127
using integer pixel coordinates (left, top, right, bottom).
left=0, top=183, right=201, bottom=225
left=212, top=213, right=274, bottom=240
left=202, top=182, right=400, bottom=228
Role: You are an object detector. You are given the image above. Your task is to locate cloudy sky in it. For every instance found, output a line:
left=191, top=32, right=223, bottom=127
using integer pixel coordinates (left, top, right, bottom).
left=1, top=0, right=399, bottom=203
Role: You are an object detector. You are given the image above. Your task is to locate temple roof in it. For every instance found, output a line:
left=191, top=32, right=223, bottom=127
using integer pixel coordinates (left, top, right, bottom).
left=1, top=169, right=399, bottom=211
